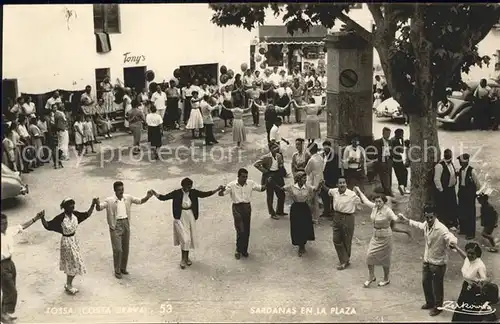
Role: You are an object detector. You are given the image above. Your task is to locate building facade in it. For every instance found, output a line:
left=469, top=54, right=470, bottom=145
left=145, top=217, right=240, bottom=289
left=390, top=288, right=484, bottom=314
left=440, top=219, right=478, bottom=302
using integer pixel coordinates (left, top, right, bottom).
left=2, top=4, right=253, bottom=97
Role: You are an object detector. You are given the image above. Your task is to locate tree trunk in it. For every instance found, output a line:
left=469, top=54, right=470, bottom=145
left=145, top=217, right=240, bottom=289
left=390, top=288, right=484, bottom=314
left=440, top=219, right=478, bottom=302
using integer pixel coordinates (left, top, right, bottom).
left=407, top=103, right=440, bottom=220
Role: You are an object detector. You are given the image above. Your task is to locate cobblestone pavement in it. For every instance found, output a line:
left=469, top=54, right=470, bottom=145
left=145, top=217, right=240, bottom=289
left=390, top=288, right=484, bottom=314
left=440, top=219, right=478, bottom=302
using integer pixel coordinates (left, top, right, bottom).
left=2, top=116, right=499, bottom=323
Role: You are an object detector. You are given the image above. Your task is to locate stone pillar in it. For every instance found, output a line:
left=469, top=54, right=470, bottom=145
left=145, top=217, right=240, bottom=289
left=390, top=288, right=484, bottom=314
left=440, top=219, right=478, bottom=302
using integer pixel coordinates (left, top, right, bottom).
left=325, top=32, right=373, bottom=147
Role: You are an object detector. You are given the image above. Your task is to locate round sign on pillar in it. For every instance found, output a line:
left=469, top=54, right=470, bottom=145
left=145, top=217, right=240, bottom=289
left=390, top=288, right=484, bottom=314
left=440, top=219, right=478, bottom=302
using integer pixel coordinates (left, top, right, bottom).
left=339, top=69, right=358, bottom=88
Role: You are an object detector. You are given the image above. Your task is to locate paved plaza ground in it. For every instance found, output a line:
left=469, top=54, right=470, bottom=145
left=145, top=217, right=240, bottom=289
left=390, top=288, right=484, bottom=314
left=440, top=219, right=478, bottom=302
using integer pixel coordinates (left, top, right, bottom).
left=2, top=116, right=499, bottom=323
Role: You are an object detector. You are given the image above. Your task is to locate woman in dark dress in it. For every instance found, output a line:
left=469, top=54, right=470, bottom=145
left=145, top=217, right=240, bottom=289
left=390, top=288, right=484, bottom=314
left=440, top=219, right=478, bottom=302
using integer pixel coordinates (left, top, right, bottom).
left=40, top=197, right=97, bottom=295
left=450, top=242, right=491, bottom=322
left=150, top=178, right=223, bottom=269
left=268, top=171, right=320, bottom=256
left=166, top=80, right=180, bottom=129
left=146, top=105, right=163, bottom=160
left=219, top=85, right=234, bottom=127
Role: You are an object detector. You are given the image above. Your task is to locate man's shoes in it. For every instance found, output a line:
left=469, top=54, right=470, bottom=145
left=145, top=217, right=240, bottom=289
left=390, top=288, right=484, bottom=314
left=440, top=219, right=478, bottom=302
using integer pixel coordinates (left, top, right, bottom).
left=234, top=252, right=241, bottom=260
left=271, top=214, right=280, bottom=220
left=120, top=270, right=129, bottom=275
left=421, top=303, right=433, bottom=310
left=114, top=272, right=122, bottom=279
left=241, top=252, right=249, bottom=258
left=429, top=308, right=442, bottom=316
left=5, top=313, right=16, bottom=320
left=277, top=212, right=288, bottom=217
left=398, top=185, right=405, bottom=196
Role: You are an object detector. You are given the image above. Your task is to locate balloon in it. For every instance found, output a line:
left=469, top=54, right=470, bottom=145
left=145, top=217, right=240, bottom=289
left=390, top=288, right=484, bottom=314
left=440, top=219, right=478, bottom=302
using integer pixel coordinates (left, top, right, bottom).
left=145, top=70, right=155, bottom=82
left=220, top=74, right=229, bottom=84
left=255, top=55, right=262, bottom=63
left=227, top=69, right=234, bottom=78
left=260, top=62, right=267, bottom=69
left=220, top=65, right=227, bottom=74
left=259, top=47, right=267, bottom=55
left=173, top=68, right=181, bottom=79
left=148, top=82, right=158, bottom=93
left=241, top=63, right=248, bottom=72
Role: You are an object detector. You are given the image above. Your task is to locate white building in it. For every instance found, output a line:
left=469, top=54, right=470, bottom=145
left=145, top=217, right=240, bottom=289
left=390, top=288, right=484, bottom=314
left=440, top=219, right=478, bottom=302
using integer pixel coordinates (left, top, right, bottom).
left=2, top=4, right=253, bottom=96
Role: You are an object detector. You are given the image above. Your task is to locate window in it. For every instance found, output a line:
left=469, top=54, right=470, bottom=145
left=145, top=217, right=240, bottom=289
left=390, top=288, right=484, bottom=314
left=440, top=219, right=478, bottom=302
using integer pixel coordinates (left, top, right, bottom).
left=266, top=45, right=284, bottom=67
left=93, top=4, right=121, bottom=34
left=95, top=68, right=110, bottom=99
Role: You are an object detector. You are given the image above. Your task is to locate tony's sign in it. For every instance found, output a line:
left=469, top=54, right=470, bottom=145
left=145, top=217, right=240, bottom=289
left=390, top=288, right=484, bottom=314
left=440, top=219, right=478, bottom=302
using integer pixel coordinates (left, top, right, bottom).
left=123, top=52, right=145, bottom=65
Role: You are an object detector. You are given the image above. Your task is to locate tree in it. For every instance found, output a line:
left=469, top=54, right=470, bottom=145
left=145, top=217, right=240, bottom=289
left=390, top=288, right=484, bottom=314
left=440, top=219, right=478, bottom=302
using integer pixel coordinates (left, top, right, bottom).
left=210, top=3, right=500, bottom=219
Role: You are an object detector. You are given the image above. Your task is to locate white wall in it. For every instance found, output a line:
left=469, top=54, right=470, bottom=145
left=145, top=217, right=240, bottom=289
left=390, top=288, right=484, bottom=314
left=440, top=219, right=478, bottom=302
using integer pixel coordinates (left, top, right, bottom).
left=2, top=4, right=253, bottom=94
left=462, top=29, right=500, bottom=82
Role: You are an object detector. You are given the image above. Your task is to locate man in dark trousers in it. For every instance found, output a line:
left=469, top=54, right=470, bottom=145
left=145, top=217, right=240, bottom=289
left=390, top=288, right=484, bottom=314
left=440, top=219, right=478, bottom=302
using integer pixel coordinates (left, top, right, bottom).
left=391, top=128, right=410, bottom=195
left=433, top=149, right=458, bottom=230
left=457, top=153, right=481, bottom=239
left=321, top=140, right=342, bottom=218
left=254, top=143, right=287, bottom=219
left=373, top=127, right=393, bottom=196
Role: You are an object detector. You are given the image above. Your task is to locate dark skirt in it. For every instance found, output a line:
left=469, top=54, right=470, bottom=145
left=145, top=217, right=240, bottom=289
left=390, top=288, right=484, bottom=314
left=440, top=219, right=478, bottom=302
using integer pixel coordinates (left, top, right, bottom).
left=220, top=100, right=234, bottom=120
left=290, top=202, right=315, bottom=246
left=166, top=97, right=180, bottom=123
left=277, top=96, right=291, bottom=116
left=148, top=125, right=162, bottom=148
left=452, top=281, right=490, bottom=322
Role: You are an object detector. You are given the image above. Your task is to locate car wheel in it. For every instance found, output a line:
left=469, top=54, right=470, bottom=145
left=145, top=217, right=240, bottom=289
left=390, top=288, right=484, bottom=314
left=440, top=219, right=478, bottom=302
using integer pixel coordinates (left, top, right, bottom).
left=437, top=100, right=453, bottom=117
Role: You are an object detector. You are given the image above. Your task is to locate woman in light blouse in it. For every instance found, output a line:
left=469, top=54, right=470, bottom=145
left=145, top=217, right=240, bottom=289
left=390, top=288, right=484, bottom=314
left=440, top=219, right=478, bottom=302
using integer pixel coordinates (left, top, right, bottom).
left=269, top=171, right=320, bottom=256
left=354, top=187, right=409, bottom=288
left=449, top=242, right=490, bottom=322
left=291, top=138, right=307, bottom=178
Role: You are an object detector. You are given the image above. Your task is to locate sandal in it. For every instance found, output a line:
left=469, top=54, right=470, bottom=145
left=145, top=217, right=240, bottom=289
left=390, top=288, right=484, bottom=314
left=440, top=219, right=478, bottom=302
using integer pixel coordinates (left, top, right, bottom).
left=186, top=259, right=193, bottom=266
left=179, top=260, right=186, bottom=269
left=336, top=263, right=348, bottom=270
left=64, top=284, right=79, bottom=295
left=378, top=280, right=391, bottom=287
left=363, top=278, right=376, bottom=288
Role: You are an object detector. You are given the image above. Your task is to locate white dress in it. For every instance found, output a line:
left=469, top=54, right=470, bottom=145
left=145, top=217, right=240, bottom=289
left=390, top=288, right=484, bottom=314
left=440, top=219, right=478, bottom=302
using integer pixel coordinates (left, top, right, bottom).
left=186, top=100, right=204, bottom=130
left=74, top=122, right=84, bottom=145
left=173, top=192, right=197, bottom=250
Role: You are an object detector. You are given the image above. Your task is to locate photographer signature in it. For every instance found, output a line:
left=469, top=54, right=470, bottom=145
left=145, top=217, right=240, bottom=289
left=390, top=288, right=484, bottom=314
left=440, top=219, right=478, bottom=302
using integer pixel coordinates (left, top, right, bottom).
left=438, top=300, right=496, bottom=315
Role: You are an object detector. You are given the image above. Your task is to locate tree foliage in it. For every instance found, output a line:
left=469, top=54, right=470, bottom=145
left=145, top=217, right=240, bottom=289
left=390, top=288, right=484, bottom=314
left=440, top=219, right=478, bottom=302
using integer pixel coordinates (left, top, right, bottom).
left=211, top=3, right=500, bottom=114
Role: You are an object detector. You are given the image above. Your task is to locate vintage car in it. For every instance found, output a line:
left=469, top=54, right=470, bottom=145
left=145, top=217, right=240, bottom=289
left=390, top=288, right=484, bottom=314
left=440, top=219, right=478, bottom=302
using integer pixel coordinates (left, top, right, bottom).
left=374, top=97, right=405, bottom=121
left=1, top=163, right=29, bottom=200
left=437, top=79, right=500, bottom=129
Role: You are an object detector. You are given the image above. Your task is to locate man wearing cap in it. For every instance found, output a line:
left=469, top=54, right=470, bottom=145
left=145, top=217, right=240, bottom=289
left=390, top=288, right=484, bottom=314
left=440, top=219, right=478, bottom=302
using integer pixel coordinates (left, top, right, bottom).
left=433, top=149, right=459, bottom=230
left=95, top=181, right=154, bottom=279
left=457, top=153, right=481, bottom=239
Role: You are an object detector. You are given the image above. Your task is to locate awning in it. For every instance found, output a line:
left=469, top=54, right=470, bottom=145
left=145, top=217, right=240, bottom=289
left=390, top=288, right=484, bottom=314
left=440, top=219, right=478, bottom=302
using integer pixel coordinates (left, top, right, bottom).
left=258, top=25, right=327, bottom=44
left=262, top=41, right=325, bottom=45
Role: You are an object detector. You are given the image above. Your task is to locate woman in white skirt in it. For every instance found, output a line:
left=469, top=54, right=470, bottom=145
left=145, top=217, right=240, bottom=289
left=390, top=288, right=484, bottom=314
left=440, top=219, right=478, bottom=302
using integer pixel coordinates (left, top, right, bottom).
left=152, top=178, right=223, bottom=269
left=40, top=197, right=98, bottom=294
left=353, top=187, right=410, bottom=288
left=186, top=91, right=204, bottom=138
left=220, top=103, right=252, bottom=147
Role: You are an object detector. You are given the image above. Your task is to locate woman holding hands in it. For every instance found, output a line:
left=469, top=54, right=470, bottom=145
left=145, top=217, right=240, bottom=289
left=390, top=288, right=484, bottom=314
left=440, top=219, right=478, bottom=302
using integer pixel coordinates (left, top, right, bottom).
left=291, top=99, right=326, bottom=144
left=220, top=102, right=252, bottom=147
left=268, top=172, right=321, bottom=256
left=40, top=197, right=98, bottom=294
left=150, top=179, right=224, bottom=269
left=353, top=187, right=409, bottom=288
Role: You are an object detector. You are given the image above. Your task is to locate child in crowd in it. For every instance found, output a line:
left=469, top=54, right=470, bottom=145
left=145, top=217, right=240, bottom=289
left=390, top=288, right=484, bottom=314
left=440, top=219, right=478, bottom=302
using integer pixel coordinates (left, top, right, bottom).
left=83, top=115, right=96, bottom=154
left=73, top=115, right=85, bottom=156
left=478, top=192, right=499, bottom=252
left=28, top=116, right=44, bottom=167
left=373, top=88, right=383, bottom=111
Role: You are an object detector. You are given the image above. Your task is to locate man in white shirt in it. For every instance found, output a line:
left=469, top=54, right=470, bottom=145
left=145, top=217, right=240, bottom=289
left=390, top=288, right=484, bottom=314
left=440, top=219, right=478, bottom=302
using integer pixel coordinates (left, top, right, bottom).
left=151, top=85, right=167, bottom=123
left=305, top=143, right=325, bottom=224
left=200, top=95, right=219, bottom=145
left=323, top=178, right=361, bottom=270
left=1, top=212, right=42, bottom=322
left=95, top=181, right=153, bottom=279
left=219, top=168, right=266, bottom=259
left=399, top=205, right=457, bottom=317
left=342, top=135, right=367, bottom=191
left=270, top=67, right=281, bottom=88
left=433, top=148, right=459, bottom=230
left=45, top=91, right=62, bottom=111
left=269, top=117, right=289, bottom=151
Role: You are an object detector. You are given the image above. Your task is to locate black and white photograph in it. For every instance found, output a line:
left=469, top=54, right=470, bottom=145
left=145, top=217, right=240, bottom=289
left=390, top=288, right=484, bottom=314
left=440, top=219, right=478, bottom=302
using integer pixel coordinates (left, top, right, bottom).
left=1, top=2, right=500, bottom=323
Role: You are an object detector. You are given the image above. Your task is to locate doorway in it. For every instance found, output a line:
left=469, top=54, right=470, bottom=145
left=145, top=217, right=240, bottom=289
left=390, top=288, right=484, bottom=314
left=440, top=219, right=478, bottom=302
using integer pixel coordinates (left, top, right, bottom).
left=2, top=79, right=18, bottom=114
left=123, top=66, right=147, bottom=94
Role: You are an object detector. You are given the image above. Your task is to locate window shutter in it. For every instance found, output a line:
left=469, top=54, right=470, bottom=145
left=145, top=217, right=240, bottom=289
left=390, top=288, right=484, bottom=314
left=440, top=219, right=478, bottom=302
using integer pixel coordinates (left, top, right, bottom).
left=93, top=4, right=105, bottom=33
left=105, top=4, right=121, bottom=34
